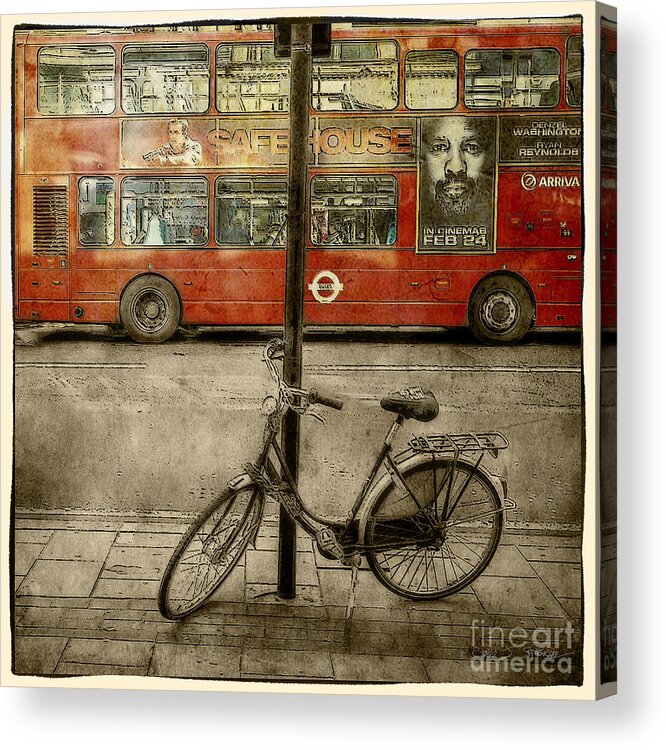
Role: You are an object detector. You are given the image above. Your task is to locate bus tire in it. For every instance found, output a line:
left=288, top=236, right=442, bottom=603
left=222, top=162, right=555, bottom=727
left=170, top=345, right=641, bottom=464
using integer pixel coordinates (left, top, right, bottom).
left=469, top=275, right=534, bottom=345
left=120, top=275, right=181, bottom=344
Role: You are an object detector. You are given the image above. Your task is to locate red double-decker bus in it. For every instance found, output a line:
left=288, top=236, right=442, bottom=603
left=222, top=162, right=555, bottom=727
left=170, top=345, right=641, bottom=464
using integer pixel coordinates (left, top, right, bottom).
left=13, top=17, right=590, bottom=343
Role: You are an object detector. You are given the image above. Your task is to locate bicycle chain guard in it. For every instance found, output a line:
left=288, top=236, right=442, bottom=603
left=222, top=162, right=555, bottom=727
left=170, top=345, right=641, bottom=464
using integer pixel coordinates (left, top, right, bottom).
left=243, top=464, right=356, bottom=566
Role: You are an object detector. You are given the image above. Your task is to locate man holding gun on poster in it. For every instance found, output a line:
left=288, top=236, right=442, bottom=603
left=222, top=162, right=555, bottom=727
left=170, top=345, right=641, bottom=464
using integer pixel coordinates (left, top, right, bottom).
left=143, top=118, right=202, bottom=166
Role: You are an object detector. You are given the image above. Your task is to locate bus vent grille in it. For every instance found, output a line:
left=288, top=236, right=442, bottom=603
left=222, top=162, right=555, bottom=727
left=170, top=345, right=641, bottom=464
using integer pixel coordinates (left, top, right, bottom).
left=33, top=185, right=68, bottom=255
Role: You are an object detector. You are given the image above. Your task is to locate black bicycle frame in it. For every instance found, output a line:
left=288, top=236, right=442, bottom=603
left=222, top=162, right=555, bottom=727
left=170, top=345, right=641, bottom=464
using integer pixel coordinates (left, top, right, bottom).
left=254, top=413, right=450, bottom=550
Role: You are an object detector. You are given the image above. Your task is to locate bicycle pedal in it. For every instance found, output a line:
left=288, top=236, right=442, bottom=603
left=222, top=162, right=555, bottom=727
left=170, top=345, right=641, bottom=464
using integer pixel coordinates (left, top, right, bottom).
left=315, top=528, right=346, bottom=562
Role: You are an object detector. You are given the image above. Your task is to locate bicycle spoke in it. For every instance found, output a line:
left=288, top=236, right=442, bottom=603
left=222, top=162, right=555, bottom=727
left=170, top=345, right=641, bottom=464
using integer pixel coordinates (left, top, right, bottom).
left=438, top=545, right=451, bottom=587
left=376, top=544, right=420, bottom=571
left=443, top=538, right=473, bottom=578
left=396, top=548, right=425, bottom=587
left=447, top=532, right=485, bottom=563
left=417, top=551, right=435, bottom=592
left=160, top=485, right=262, bottom=618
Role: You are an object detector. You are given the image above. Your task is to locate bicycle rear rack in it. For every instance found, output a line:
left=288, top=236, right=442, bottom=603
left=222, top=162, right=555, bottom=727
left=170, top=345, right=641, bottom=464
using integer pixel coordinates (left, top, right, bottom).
left=409, top=432, right=509, bottom=458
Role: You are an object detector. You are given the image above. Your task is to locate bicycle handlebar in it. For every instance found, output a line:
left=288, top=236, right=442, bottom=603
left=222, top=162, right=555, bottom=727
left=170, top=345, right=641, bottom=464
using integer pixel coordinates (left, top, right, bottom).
left=308, top=388, right=344, bottom=411
left=263, top=339, right=344, bottom=413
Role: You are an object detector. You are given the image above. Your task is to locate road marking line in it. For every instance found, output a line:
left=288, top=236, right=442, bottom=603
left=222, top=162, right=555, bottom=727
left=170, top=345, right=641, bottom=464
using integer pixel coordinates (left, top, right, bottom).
left=16, top=363, right=147, bottom=370
left=306, top=364, right=582, bottom=373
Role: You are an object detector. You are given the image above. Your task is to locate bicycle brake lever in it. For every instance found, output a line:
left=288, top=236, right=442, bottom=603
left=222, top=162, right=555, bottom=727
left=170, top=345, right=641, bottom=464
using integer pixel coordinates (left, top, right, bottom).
left=306, top=410, right=327, bottom=425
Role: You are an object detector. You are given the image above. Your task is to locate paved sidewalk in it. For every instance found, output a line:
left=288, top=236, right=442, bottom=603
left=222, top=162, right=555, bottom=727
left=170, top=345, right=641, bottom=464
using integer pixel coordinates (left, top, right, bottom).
left=12, top=508, right=583, bottom=686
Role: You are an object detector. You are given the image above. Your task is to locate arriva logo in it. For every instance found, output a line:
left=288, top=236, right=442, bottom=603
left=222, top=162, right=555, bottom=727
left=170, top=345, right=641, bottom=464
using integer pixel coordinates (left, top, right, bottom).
left=521, top=173, right=538, bottom=191
left=521, top=173, right=581, bottom=190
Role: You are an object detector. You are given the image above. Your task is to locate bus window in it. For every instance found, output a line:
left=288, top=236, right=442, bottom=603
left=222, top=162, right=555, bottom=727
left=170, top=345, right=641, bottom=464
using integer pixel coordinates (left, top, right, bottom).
left=120, top=178, right=209, bottom=246
left=405, top=50, right=458, bottom=110
left=310, top=175, right=397, bottom=246
left=216, top=44, right=290, bottom=113
left=38, top=45, right=115, bottom=116
left=566, top=36, right=582, bottom=107
left=312, top=41, right=398, bottom=111
left=78, top=177, right=115, bottom=246
left=465, top=48, right=560, bottom=109
left=121, top=44, right=210, bottom=114
left=215, top=177, right=287, bottom=246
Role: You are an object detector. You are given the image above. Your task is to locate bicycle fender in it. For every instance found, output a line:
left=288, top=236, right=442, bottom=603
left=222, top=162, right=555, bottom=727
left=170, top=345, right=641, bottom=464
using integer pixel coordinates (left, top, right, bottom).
left=356, top=451, right=506, bottom=545
left=226, top=472, right=266, bottom=548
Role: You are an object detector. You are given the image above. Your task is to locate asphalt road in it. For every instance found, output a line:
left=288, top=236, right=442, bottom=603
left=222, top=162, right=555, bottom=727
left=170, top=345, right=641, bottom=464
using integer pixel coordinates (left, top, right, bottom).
left=13, top=330, right=605, bottom=529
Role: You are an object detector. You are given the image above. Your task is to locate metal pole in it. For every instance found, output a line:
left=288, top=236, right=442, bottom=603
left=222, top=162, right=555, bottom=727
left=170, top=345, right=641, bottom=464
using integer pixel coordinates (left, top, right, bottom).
left=278, top=23, right=312, bottom=600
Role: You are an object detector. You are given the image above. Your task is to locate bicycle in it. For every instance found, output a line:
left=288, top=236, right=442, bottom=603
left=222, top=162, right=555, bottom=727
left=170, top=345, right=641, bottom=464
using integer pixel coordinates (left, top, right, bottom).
left=158, top=339, right=514, bottom=620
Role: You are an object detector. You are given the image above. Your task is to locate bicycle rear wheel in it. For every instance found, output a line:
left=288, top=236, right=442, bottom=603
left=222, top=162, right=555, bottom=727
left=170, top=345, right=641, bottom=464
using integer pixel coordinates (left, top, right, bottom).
left=364, top=458, right=502, bottom=600
left=158, top=483, right=263, bottom=620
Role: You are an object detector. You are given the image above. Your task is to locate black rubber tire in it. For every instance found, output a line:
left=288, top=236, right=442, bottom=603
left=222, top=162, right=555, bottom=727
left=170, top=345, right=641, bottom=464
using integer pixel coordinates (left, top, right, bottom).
left=469, top=275, right=534, bottom=344
left=364, top=459, right=503, bottom=600
left=119, top=275, right=181, bottom=344
left=158, top=484, right=263, bottom=620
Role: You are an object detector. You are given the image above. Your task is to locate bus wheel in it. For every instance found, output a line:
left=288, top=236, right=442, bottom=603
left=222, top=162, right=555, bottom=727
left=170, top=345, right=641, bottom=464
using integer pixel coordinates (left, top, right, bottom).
left=120, top=275, right=181, bottom=344
left=469, top=276, right=534, bottom=345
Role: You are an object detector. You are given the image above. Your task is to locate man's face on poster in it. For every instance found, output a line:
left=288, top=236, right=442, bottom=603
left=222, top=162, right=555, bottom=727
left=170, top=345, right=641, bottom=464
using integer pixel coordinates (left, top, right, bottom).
left=423, top=117, right=490, bottom=216
left=168, top=121, right=187, bottom=152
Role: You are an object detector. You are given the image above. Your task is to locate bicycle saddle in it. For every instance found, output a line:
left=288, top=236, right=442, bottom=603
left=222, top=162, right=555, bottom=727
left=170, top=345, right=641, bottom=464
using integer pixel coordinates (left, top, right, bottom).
left=380, top=387, right=439, bottom=422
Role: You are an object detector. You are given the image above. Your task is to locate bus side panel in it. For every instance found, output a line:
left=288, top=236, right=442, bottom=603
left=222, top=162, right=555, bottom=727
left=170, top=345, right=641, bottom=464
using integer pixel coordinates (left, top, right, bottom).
left=25, top=119, right=119, bottom=174
left=181, top=301, right=284, bottom=326
left=18, top=301, right=70, bottom=322
left=496, top=166, right=582, bottom=251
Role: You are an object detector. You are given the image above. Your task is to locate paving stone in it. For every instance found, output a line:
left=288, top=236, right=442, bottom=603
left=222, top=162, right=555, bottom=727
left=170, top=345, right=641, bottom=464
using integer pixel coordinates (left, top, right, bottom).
left=350, top=605, right=412, bottom=623
left=264, top=624, right=308, bottom=640
left=92, top=578, right=159, bottom=599
left=115, top=531, right=183, bottom=548
left=119, top=522, right=190, bottom=534
left=40, top=530, right=116, bottom=562
left=15, top=530, right=53, bottom=545
left=149, top=643, right=242, bottom=678
left=519, top=545, right=581, bottom=564
left=14, top=543, right=45, bottom=576
left=252, top=529, right=313, bottom=553
left=17, top=559, right=103, bottom=598
left=318, top=568, right=355, bottom=606
left=346, top=629, right=446, bottom=659
left=242, top=647, right=333, bottom=680
left=483, top=545, right=537, bottom=578
left=13, top=635, right=68, bottom=675
left=189, top=611, right=264, bottom=629
left=244, top=549, right=278, bottom=585
left=472, top=576, right=568, bottom=618
left=156, top=632, right=245, bottom=650
left=408, top=591, right=485, bottom=616
left=531, top=561, right=582, bottom=600
left=423, top=658, right=528, bottom=686
left=331, top=653, right=428, bottom=683
left=560, top=597, right=582, bottom=619
left=202, top=564, right=247, bottom=604
left=15, top=605, right=65, bottom=629
left=101, top=546, right=170, bottom=581
left=60, top=637, right=153, bottom=668
left=246, top=583, right=322, bottom=606
left=54, top=663, right=149, bottom=677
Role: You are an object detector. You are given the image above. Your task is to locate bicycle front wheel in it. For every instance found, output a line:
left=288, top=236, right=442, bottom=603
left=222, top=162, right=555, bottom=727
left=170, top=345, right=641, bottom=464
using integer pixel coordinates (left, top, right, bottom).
left=364, top=458, right=502, bottom=600
left=158, top=483, right=263, bottom=620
